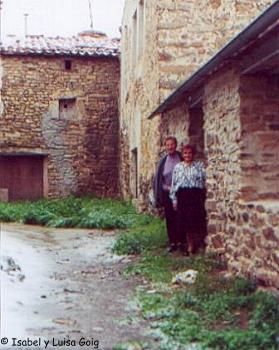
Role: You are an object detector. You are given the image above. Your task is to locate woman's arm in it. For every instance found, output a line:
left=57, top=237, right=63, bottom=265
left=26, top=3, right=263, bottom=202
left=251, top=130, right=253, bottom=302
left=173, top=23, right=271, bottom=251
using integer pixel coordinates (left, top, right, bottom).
left=200, top=161, right=206, bottom=188
left=169, top=163, right=180, bottom=208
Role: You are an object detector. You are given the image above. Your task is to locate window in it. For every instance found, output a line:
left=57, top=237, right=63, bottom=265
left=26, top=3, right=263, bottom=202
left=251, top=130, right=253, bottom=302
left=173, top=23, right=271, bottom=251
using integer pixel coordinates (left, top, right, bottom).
left=131, top=1, right=145, bottom=66
left=137, top=0, right=145, bottom=59
left=131, top=148, right=138, bottom=198
left=59, top=98, right=77, bottom=120
left=188, top=106, right=205, bottom=161
left=132, top=10, right=138, bottom=67
left=64, top=60, right=72, bottom=71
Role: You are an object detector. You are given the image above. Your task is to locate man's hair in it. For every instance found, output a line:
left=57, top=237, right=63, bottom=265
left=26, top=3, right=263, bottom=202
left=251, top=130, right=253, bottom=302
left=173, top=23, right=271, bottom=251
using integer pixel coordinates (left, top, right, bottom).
left=182, top=144, right=195, bottom=154
left=165, top=136, right=177, bottom=146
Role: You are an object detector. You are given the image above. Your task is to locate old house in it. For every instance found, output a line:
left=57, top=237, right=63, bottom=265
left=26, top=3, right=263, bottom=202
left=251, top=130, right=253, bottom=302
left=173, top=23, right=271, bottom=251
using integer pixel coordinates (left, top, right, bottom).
left=0, top=31, right=120, bottom=201
left=120, top=0, right=274, bottom=207
left=120, top=0, right=278, bottom=287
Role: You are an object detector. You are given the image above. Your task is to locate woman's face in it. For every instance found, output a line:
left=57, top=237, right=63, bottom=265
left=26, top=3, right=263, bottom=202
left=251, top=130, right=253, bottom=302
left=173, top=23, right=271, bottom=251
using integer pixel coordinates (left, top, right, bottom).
left=183, top=148, right=193, bottom=162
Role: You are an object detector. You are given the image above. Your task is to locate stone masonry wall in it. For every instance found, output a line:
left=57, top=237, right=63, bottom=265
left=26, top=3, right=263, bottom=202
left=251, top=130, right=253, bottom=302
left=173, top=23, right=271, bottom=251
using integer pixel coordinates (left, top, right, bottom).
left=120, top=0, right=161, bottom=207
left=0, top=55, right=120, bottom=198
left=226, top=201, right=279, bottom=288
left=154, top=65, right=279, bottom=288
left=198, top=67, right=242, bottom=256
left=239, top=74, right=279, bottom=201
left=160, top=104, right=189, bottom=151
left=120, top=0, right=273, bottom=209
left=204, top=67, right=279, bottom=288
left=157, top=0, right=273, bottom=100
left=160, top=103, right=206, bottom=159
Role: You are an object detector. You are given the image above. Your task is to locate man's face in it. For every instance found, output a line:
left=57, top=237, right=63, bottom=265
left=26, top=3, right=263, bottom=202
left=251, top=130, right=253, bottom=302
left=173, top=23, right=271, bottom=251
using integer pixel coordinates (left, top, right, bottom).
left=165, top=139, right=177, bottom=155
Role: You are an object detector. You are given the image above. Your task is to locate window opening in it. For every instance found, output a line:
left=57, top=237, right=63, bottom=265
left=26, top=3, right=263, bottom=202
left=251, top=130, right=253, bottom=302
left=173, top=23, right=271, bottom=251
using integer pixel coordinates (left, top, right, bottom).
left=59, top=98, right=77, bottom=120
left=64, top=60, right=72, bottom=71
left=131, top=148, right=138, bottom=198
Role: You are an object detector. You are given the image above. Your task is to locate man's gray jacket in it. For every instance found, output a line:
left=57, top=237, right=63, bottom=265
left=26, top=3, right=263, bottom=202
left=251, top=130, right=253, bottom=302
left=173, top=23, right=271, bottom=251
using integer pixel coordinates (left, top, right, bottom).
left=153, top=152, right=182, bottom=208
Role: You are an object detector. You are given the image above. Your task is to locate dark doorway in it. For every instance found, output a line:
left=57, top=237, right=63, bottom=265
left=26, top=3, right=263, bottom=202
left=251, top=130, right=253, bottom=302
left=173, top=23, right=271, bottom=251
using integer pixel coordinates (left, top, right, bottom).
left=188, top=106, right=206, bottom=161
left=0, top=155, right=45, bottom=201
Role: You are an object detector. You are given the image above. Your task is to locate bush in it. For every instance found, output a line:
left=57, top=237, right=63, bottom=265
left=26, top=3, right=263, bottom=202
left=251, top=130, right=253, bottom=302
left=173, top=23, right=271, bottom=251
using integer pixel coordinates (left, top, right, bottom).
left=0, top=196, right=152, bottom=230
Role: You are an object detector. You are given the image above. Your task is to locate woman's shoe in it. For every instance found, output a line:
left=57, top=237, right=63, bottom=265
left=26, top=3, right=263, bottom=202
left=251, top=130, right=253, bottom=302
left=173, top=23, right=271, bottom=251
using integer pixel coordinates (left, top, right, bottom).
left=179, top=244, right=189, bottom=256
left=167, top=244, right=177, bottom=253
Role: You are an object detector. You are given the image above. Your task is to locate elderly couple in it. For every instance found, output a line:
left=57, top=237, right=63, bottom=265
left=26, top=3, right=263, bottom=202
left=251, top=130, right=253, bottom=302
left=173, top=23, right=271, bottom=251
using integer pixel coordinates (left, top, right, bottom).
left=153, top=136, right=207, bottom=256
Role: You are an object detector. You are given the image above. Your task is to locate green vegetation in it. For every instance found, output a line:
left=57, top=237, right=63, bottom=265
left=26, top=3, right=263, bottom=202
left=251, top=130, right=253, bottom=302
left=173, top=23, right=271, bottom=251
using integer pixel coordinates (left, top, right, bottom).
left=0, top=196, right=153, bottom=229
left=113, top=221, right=279, bottom=350
left=113, top=341, right=149, bottom=350
left=1, top=196, right=278, bottom=349
left=136, top=274, right=279, bottom=350
left=112, top=218, right=166, bottom=254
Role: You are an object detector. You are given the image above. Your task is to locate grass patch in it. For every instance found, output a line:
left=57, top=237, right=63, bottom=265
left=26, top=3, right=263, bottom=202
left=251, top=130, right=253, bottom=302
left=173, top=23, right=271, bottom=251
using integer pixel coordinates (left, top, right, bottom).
left=112, top=218, right=166, bottom=255
left=113, top=223, right=279, bottom=350
left=2, top=196, right=278, bottom=349
left=136, top=273, right=279, bottom=350
left=113, top=341, right=149, bottom=350
left=0, top=196, right=153, bottom=230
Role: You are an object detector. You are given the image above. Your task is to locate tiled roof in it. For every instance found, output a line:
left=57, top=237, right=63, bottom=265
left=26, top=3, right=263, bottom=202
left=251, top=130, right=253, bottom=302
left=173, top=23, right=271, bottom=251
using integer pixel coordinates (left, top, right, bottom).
left=0, top=31, right=120, bottom=57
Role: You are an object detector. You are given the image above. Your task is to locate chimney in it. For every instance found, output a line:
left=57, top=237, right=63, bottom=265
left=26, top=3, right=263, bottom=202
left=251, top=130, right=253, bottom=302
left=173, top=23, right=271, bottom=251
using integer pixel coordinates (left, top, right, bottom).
left=78, top=30, right=107, bottom=40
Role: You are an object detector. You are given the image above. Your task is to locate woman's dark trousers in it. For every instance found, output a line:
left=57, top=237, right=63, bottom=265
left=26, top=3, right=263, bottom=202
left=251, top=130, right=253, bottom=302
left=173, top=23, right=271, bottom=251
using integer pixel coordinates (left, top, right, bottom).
left=162, top=190, right=178, bottom=245
left=177, top=188, right=207, bottom=252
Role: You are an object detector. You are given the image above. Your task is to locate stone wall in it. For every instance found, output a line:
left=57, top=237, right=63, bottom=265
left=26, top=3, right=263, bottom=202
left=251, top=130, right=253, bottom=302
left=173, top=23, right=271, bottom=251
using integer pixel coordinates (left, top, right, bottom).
left=160, top=104, right=189, bottom=151
left=203, top=67, right=279, bottom=288
left=159, top=66, right=279, bottom=288
left=157, top=0, right=273, bottom=100
left=239, top=74, right=279, bottom=201
left=160, top=103, right=206, bottom=160
left=120, top=0, right=161, bottom=207
left=226, top=201, right=279, bottom=287
left=120, top=0, right=273, bottom=209
left=0, top=55, right=120, bottom=198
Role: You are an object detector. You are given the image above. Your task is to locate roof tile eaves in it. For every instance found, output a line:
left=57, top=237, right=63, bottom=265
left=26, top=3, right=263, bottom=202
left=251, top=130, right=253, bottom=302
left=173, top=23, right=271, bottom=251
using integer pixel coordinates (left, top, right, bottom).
left=0, top=47, right=119, bottom=58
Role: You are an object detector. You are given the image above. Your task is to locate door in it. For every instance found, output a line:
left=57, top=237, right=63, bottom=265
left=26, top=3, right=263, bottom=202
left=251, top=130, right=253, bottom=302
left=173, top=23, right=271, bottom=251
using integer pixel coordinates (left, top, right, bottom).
left=0, top=155, right=44, bottom=201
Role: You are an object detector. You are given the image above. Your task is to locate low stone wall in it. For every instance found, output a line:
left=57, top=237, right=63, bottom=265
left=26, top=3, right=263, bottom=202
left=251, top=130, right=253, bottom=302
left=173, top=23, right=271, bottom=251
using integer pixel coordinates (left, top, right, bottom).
left=226, top=201, right=279, bottom=287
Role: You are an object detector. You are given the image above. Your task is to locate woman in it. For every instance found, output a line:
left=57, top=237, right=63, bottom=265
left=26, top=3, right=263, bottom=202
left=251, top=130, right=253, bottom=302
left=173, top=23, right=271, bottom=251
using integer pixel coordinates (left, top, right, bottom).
left=170, top=144, right=206, bottom=255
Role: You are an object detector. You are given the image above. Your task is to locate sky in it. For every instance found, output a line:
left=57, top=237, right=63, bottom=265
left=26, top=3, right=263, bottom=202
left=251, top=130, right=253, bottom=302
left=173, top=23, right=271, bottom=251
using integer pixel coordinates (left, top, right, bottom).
left=1, top=0, right=125, bottom=39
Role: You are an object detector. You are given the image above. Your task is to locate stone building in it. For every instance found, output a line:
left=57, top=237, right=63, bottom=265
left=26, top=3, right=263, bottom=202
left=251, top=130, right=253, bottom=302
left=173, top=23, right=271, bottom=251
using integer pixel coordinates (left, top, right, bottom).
left=120, top=0, right=278, bottom=287
left=120, top=0, right=274, bottom=207
left=0, top=31, right=120, bottom=201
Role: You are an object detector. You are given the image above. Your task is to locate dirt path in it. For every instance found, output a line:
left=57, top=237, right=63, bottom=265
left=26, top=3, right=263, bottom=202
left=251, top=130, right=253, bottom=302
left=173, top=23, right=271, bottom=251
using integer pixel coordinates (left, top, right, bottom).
left=0, top=223, right=152, bottom=350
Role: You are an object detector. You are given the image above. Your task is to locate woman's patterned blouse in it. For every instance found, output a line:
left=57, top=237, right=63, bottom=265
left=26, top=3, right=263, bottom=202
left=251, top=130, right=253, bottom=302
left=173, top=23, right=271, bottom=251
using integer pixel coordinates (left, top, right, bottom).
left=170, top=161, right=206, bottom=203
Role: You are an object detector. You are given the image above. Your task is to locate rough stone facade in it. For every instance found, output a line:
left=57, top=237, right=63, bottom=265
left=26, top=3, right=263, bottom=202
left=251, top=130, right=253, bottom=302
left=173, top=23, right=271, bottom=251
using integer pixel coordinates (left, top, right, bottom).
left=202, top=67, right=279, bottom=287
left=120, top=0, right=273, bottom=208
left=0, top=51, right=120, bottom=199
left=159, top=66, right=279, bottom=288
left=120, top=0, right=278, bottom=287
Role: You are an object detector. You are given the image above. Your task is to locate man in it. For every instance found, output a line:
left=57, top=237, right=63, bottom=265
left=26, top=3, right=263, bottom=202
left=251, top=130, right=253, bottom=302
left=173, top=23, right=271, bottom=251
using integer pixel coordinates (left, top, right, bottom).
left=153, top=136, right=182, bottom=252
